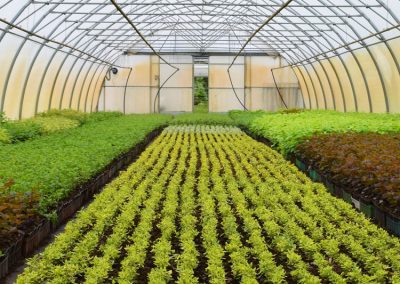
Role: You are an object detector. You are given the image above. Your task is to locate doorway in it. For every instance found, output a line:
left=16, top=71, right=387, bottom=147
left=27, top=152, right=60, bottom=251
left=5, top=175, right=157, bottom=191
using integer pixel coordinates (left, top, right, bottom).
left=193, top=56, right=209, bottom=113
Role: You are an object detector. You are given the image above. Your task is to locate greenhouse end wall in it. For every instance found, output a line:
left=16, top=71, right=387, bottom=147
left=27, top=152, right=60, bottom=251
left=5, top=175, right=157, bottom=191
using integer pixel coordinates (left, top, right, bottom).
left=101, top=54, right=302, bottom=114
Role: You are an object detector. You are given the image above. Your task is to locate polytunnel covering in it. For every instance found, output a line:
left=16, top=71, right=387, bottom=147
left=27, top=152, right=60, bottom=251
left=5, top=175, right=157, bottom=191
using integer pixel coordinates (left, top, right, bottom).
left=0, top=0, right=399, bottom=118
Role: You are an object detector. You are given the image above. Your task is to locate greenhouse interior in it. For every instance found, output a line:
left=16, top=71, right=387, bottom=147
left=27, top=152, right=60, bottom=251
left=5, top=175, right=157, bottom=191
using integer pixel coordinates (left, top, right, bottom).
left=1, top=0, right=400, bottom=283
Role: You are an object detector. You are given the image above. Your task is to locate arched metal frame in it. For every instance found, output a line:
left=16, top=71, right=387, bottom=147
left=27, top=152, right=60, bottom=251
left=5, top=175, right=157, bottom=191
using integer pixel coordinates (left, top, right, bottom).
left=0, top=0, right=399, bottom=118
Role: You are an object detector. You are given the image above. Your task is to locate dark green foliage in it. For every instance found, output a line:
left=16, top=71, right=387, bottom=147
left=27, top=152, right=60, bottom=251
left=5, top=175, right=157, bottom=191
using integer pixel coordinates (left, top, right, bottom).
left=0, top=114, right=171, bottom=213
left=0, top=128, right=10, bottom=144
left=0, top=110, right=123, bottom=144
left=194, top=77, right=208, bottom=105
left=171, top=113, right=235, bottom=125
left=2, top=120, right=42, bottom=143
left=234, top=110, right=400, bottom=155
left=193, top=77, right=209, bottom=113
left=0, top=112, right=6, bottom=124
left=228, top=110, right=269, bottom=127
left=36, top=109, right=88, bottom=125
left=193, top=102, right=208, bottom=113
left=297, top=133, right=400, bottom=207
left=37, top=109, right=123, bottom=125
left=277, top=108, right=304, bottom=114
left=84, top=111, right=123, bottom=123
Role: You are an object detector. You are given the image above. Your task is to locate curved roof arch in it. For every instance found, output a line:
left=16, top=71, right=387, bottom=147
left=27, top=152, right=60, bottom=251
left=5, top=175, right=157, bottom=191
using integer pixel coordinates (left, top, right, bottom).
left=0, top=0, right=398, bottom=65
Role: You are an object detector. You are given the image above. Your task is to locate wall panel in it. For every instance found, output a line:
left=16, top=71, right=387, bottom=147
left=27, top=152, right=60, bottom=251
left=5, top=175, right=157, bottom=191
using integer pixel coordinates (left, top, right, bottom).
left=320, top=58, right=345, bottom=112
left=329, top=56, right=356, bottom=112
left=88, top=66, right=108, bottom=112
left=293, top=66, right=310, bottom=109
left=21, top=46, right=54, bottom=118
left=0, top=34, right=24, bottom=118
left=69, top=60, right=91, bottom=110
left=100, top=55, right=160, bottom=113
left=3, top=41, right=39, bottom=119
left=339, top=53, right=370, bottom=112
left=159, top=55, right=193, bottom=113
left=369, top=42, right=400, bottom=113
left=353, top=49, right=386, bottom=113
left=245, top=56, right=302, bottom=111
left=299, top=65, right=318, bottom=109
left=60, top=59, right=85, bottom=110
left=305, top=63, right=325, bottom=109
left=313, top=61, right=334, bottom=110
left=78, top=63, right=98, bottom=112
left=209, top=56, right=244, bottom=112
left=40, top=53, right=71, bottom=112
left=296, top=39, right=400, bottom=114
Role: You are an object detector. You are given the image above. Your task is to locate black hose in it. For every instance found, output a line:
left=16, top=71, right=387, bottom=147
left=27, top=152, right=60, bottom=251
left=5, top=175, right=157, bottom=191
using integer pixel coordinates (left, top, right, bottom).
left=271, top=68, right=288, bottom=109
left=123, top=67, right=133, bottom=114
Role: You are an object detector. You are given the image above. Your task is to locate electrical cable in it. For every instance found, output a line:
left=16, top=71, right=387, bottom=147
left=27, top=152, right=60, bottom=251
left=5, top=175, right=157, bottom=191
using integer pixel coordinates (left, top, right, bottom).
left=123, top=67, right=133, bottom=114
left=110, top=0, right=180, bottom=113
left=271, top=68, right=288, bottom=109
left=105, top=68, right=112, bottom=80
left=227, top=0, right=294, bottom=111
left=227, top=21, right=287, bottom=109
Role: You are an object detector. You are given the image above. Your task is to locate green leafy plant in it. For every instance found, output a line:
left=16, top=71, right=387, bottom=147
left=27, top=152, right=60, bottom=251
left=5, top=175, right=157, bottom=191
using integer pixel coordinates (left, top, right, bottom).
left=17, top=125, right=400, bottom=283
left=194, top=77, right=208, bottom=105
left=277, top=108, right=305, bottom=114
left=0, top=112, right=6, bottom=124
left=0, top=127, right=11, bottom=144
left=0, top=114, right=171, bottom=214
left=2, top=120, right=42, bottom=143
left=83, top=111, right=123, bottom=123
left=36, top=109, right=88, bottom=125
left=171, top=113, right=235, bottom=125
left=228, top=110, right=269, bottom=127
left=243, top=110, right=400, bottom=155
left=28, top=116, right=80, bottom=134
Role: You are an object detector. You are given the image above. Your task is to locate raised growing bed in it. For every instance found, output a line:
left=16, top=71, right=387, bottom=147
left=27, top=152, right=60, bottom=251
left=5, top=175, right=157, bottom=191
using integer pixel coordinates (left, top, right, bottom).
left=0, top=126, right=164, bottom=280
left=16, top=125, right=400, bottom=283
left=242, top=127, right=400, bottom=238
left=293, top=156, right=400, bottom=237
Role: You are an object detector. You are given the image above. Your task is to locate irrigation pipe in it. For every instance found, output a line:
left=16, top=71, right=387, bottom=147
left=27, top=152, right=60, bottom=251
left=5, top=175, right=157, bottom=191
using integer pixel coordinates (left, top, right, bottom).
left=227, top=0, right=294, bottom=110
left=110, top=0, right=180, bottom=113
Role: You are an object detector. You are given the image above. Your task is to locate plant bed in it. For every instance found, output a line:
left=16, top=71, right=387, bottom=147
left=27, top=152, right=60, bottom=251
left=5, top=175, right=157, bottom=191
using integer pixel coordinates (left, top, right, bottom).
left=295, top=158, right=307, bottom=172
left=386, top=215, right=400, bottom=236
left=0, top=126, right=165, bottom=281
left=239, top=126, right=273, bottom=147
left=22, top=220, right=51, bottom=256
left=296, top=132, right=400, bottom=216
left=292, top=155, right=400, bottom=237
left=236, top=127, right=400, bottom=238
left=16, top=126, right=400, bottom=283
left=308, top=169, right=321, bottom=182
left=232, top=110, right=400, bottom=156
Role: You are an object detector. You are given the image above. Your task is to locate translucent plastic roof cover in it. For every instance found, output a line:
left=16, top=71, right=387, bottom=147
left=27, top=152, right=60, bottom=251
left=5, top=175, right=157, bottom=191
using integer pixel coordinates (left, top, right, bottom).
left=0, top=0, right=399, bottom=65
